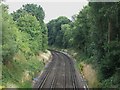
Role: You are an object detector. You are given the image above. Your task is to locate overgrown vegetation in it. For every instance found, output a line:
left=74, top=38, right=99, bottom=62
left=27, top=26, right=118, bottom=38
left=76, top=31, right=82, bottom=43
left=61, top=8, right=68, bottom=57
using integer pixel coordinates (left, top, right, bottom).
left=1, top=0, right=120, bottom=88
left=1, top=3, right=48, bottom=88
left=47, top=2, right=120, bottom=88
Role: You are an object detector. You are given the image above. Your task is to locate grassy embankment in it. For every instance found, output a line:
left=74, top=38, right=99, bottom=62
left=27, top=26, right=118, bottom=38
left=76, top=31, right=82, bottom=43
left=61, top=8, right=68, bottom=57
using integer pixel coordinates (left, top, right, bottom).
left=62, top=49, right=99, bottom=88
left=2, top=50, right=51, bottom=88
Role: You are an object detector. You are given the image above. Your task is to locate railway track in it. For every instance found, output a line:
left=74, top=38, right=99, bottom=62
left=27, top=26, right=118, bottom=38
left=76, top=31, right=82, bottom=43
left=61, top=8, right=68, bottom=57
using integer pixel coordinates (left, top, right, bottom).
left=33, top=50, right=88, bottom=89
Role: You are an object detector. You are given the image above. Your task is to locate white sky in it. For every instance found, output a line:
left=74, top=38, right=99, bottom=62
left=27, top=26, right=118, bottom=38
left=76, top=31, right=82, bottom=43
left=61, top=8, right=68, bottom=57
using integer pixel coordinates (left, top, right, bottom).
left=4, top=0, right=88, bottom=23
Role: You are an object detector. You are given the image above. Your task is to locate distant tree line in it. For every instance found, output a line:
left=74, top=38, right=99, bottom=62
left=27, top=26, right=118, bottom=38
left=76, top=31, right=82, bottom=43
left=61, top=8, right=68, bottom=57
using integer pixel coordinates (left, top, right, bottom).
left=47, top=2, right=120, bottom=88
left=47, top=16, right=71, bottom=47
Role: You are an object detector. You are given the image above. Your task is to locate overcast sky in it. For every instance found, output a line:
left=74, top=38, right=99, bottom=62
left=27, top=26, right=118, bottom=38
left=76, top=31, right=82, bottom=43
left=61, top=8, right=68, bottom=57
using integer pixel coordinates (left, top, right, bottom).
left=4, top=0, right=88, bottom=23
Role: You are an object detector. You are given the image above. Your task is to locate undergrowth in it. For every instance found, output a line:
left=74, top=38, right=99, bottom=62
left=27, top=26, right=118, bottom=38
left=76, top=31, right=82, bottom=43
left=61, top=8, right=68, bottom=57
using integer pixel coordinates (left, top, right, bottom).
left=65, top=48, right=120, bottom=88
left=2, top=51, right=44, bottom=88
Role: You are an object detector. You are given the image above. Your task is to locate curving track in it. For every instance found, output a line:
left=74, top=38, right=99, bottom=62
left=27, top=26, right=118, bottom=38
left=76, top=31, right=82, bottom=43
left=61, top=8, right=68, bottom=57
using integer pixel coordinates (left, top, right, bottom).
left=33, top=50, right=88, bottom=89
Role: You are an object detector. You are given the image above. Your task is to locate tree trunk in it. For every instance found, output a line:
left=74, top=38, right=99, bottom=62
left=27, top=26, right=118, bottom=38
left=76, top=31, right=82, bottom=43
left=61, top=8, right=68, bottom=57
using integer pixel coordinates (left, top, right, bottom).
left=108, top=19, right=112, bottom=43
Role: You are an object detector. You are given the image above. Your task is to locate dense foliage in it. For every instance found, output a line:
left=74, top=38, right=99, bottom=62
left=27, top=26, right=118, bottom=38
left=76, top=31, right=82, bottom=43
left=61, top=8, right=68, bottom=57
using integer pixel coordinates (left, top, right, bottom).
left=47, top=16, right=71, bottom=47
left=1, top=3, right=48, bottom=87
left=16, top=13, right=42, bottom=54
left=2, top=3, right=48, bottom=64
left=2, top=4, right=19, bottom=64
left=47, top=2, right=120, bottom=88
left=12, top=4, right=48, bottom=51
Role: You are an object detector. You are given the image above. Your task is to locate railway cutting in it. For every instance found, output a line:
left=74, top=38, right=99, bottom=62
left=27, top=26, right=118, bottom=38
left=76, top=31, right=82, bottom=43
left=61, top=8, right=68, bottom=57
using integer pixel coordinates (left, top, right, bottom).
left=33, top=50, right=88, bottom=89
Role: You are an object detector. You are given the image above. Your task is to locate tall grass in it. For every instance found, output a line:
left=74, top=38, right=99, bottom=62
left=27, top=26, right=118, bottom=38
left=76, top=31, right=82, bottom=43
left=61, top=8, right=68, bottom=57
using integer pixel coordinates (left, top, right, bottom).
left=2, top=51, right=44, bottom=88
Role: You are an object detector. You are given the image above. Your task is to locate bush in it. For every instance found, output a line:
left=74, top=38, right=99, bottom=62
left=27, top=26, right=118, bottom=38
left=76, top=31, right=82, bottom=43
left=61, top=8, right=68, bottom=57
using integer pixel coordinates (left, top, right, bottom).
left=2, top=5, right=18, bottom=64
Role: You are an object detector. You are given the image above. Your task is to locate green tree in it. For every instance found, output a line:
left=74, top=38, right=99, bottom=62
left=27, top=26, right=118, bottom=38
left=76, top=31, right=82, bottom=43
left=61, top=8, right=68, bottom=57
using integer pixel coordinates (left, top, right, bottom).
left=73, top=6, right=90, bottom=53
left=47, top=16, right=71, bottom=47
left=22, top=4, right=45, bottom=21
left=16, top=13, right=42, bottom=54
left=61, top=23, right=74, bottom=48
left=1, top=4, right=19, bottom=64
left=12, top=4, right=48, bottom=51
left=73, top=2, right=120, bottom=87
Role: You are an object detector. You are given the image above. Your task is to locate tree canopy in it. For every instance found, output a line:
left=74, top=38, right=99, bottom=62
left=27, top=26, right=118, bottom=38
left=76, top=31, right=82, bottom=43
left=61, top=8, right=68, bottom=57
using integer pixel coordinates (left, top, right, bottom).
left=47, top=16, right=71, bottom=47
